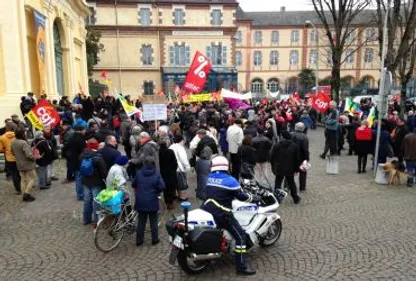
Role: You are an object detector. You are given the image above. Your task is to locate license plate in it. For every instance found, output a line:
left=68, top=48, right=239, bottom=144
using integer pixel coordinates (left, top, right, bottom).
left=168, top=246, right=180, bottom=265
left=173, top=235, right=184, bottom=249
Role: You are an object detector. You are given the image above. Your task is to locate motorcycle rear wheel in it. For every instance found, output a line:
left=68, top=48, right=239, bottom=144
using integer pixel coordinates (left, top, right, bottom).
left=259, top=219, right=282, bottom=247
left=177, top=248, right=210, bottom=274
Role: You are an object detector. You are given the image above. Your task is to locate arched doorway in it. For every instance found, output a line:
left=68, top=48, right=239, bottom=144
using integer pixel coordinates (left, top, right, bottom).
left=53, top=22, right=64, bottom=96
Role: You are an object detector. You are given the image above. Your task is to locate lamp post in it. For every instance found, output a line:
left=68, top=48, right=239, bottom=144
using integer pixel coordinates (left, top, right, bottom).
left=306, top=20, right=319, bottom=95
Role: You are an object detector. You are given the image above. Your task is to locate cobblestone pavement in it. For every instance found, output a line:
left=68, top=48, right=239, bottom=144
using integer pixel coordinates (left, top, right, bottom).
left=1, top=128, right=416, bottom=281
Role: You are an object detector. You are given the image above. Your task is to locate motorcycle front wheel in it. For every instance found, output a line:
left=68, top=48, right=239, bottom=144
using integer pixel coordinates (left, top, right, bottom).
left=259, top=219, right=282, bottom=247
left=177, top=248, right=210, bottom=274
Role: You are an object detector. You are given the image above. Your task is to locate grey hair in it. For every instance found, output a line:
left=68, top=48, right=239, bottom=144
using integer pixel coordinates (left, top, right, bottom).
left=140, top=131, right=150, bottom=138
left=295, top=122, right=305, bottom=132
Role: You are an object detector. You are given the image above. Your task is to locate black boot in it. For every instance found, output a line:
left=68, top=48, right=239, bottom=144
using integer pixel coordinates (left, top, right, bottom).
left=407, top=177, right=414, bottom=187
left=235, top=252, right=256, bottom=275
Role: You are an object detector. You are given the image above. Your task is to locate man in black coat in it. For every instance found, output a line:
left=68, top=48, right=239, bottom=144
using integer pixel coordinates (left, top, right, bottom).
left=63, top=125, right=86, bottom=199
left=270, top=130, right=300, bottom=204
left=394, top=118, right=409, bottom=165
left=98, top=135, right=121, bottom=169
left=291, top=122, right=310, bottom=192
left=243, top=121, right=258, bottom=138
left=194, top=129, right=218, bottom=156
left=252, top=127, right=273, bottom=187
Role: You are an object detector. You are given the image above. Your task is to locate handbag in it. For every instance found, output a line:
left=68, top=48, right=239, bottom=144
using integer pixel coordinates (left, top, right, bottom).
left=176, top=171, right=188, bottom=191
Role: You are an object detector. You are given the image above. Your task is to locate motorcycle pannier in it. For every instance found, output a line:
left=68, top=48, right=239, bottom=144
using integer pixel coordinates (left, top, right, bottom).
left=188, top=228, right=223, bottom=254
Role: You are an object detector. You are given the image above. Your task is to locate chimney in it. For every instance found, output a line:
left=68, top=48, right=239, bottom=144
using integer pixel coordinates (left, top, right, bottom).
left=280, top=6, right=286, bottom=12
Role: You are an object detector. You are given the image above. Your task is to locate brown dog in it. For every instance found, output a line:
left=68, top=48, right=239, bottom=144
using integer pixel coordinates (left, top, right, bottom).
left=382, top=161, right=407, bottom=186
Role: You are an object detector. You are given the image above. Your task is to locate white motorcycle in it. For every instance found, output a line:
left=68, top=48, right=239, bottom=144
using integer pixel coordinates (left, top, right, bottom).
left=166, top=179, right=287, bottom=274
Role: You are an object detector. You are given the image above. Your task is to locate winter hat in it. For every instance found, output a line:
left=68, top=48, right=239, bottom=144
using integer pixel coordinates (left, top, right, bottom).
left=281, top=130, right=292, bottom=140
left=115, top=155, right=129, bottom=166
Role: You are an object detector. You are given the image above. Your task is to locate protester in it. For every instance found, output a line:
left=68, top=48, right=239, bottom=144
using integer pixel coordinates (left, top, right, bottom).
left=169, top=135, right=191, bottom=203
left=299, top=110, right=313, bottom=134
left=131, top=132, right=159, bottom=171
left=270, top=130, right=300, bottom=204
left=392, top=118, right=409, bottom=165
left=345, top=116, right=360, bottom=155
left=320, top=101, right=339, bottom=159
left=133, top=157, right=165, bottom=246
left=252, top=127, right=273, bottom=188
left=374, top=121, right=392, bottom=165
left=43, top=125, right=59, bottom=183
left=403, top=129, right=416, bottom=187
left=106, top=155, right=129, bottom=193
left=192, top=129, right=218, bottom=158
left=80, top=145, right=108, bottom=225
left=291, top=122, right=310, bottom=192
left=227, top=119, right=244, bottom=179
left=0, top=122, right=20, bottom=194
left=239, top=135, right=256, bottom=179
left=98, top=135, right=121, bottom=169
left=195, top=145, right=213, bottom=202
left=355, top=120, right=373, bottom=173
left=32, top=131, right=54, bottom=189
left=159, top=138, right=178, bottom=210
left=11, top=128, right=36, bottom=202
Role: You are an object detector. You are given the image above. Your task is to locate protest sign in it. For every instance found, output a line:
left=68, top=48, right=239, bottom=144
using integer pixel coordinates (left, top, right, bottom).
left=142, top=95, right=167, bottom=121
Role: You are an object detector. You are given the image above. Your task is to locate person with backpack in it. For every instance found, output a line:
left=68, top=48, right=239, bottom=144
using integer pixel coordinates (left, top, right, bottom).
left=11, top=128, right=36, bottom=202
left=80, top=146, right=108, bottom=225
left=32, top=131, right=54, bottom=189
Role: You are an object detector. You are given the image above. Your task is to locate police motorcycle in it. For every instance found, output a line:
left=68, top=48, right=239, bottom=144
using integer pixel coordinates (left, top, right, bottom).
left=166, top=174, right=286, bottom=274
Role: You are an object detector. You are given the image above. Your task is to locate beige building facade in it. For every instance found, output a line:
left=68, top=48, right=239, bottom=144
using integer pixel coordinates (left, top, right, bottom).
left=0, top=0, right=90, bottom=120
left=88, top=1, right=382, bottom=97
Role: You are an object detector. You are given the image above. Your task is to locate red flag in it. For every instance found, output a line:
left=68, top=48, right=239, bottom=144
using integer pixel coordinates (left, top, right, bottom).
left=100, top=70, right=108, bottom=79
left=157, top=89, right=165, bottom=96
left=261, top=96, right=268, bottom=105
left=26, top=100, right=60, bottom=130
left=183, top=51, right=212, bottom=94
left=312, top=92, right=331, bottom=113
left=293, top=92, right=302, bottom=105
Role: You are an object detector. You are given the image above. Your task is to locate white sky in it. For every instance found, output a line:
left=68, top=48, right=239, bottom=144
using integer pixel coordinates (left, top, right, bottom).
left=238, top=0, right=314, bottom=11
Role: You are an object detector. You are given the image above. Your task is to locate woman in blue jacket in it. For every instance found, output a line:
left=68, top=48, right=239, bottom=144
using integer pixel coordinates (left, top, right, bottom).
left=132, top=157, right=165, bottom=246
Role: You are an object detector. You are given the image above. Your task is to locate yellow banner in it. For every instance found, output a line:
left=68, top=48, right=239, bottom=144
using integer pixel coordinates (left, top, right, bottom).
left=26, top=111, right=44, bottom=130
left=34, top=10, right=46, bottom=93
left=183, top=94, right=213, bottom=103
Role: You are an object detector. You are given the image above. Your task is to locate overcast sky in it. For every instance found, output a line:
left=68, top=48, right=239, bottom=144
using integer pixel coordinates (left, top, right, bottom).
left=238, top=0, right=314, bottom=11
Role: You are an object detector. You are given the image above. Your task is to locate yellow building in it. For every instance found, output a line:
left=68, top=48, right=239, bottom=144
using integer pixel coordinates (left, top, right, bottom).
left=235, top=7, right=381, bottom=96
left=88, top=0, right=239, bottom=95
left=0, top=0, right=90, bottom=120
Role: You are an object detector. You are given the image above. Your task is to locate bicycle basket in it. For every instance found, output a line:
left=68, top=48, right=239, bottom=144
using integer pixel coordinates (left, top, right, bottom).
left=98, top=190, right=124, bottom=215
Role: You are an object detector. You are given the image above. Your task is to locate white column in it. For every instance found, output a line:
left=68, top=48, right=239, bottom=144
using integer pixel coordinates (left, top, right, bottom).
left=81, top=27, right=89, bottom=93
left=65, top=19, right=76, bottom=97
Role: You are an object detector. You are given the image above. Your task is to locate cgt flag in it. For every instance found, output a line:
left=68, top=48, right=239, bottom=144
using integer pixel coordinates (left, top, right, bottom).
left=26, top=100, right=60, bottom=130
left=312, top=92, right=331, bottom=113
left=34, top=10, right=46, bottom=93
left=183, top=51, right=212, bottom=94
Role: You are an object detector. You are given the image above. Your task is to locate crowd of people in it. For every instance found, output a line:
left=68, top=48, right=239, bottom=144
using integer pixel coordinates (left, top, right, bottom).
left=1, top=91, right=416, bottom=252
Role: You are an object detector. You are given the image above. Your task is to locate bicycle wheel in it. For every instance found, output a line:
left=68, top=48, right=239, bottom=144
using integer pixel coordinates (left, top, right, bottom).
left=94, top=214, right=125, bottom=253
left=158, top=196, right=167, bottom=227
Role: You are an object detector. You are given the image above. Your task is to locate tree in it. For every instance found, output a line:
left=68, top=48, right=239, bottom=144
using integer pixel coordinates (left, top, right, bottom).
left=311, top=0, right=372, bottom=101
left=375, top=0, right=416, bottom=115
left=86, top=26, right=105, bottom=77
left=298, top=68, right=316, bottom=92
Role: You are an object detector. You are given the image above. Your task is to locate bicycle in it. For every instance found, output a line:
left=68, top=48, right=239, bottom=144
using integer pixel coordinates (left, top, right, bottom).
left=94, top=195, right=167, bottom=253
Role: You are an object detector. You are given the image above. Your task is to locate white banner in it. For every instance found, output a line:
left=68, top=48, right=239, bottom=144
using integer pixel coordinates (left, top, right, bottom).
left=221, top=89, right=252, bottom=100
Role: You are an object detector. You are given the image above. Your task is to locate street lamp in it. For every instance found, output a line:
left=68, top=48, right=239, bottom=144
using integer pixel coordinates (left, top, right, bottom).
left=305, top=20, right=319, bottom=95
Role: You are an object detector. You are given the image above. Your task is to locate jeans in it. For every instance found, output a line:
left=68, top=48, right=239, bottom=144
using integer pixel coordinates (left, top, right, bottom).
left=83, top=186, right=101, bottom=224
left=75, top=171, right=84, bottom=199
left=275, top=174, right=299, bottom=201
left=36, top=166, right=48, bottom=187
left=406, top=160, right=416, bottom=177
left=6, top=161, right=21, bottom=192
left=66, top=158, right=75, bottom=181
left=47, top=161, right=55, bottom=182
left=136, top=211, right=158, bottom=244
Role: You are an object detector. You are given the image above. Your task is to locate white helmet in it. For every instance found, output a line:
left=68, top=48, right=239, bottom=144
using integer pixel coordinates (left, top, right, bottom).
left=211, top=156, right=229, bottom=172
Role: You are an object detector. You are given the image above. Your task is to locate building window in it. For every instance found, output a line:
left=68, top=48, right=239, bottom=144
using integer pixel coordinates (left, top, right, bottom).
left=144, top=81, right=154, bottom=95
left=207, top=43, right=227, bottom=66
left=235, top=51, right=242, bottom=66
left=346, top=29, right=355, bottom=43
left=291, top=30, right=299, bottom=44
left=86, top=7, right=96, bottom=25
left=173, top=8, right=185, bottom=26
left=254, top=31, right=262, bottom=44
left=309, top=49, right=317, bottom=65
left=365, top=28, right=377, bottom=41
left=141, top=45, right=153, bottom=66
left=253, top=51, right=262, bottom=66
left=211, top=9, right=222, bottom=26
left=289, top=50, right=299, bottom=65
left=169, top=43, right=190, bottom=66
left=267, top=78, right=279, bottom=92
left=235, top=30, right=243, bottom=44
left=364, top=48, right=374, bottom=63
left=271, top=31, right=279, bottom=44
left=346, top=49, right=354, bottom=64
left=251, top=78, right=263, bottom=93
left=139, top=8, right=151, bottom=26
left=310, top=29, right=318, bottom=44
left=270, top=51, right=279, bottom=66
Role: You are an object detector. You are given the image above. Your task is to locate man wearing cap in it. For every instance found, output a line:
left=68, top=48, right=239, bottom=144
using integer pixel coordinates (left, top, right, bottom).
left=227, top=119, right=244, bottom=179
left=320, top=101, right=339, bottom=159
left=193, top=129, right=218, bottom=158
